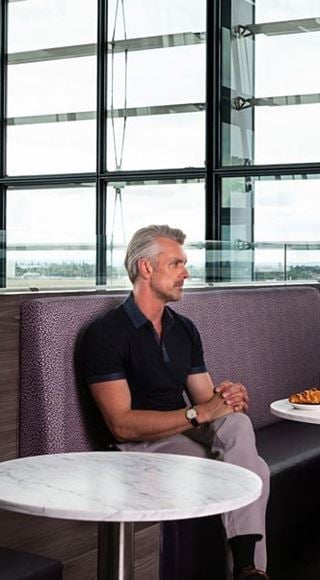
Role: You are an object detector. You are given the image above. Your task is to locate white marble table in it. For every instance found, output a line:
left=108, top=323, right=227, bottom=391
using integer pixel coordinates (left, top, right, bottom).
left=270, top=398, right=320, bottom=425
left=0, top=451, right=262, bottom=580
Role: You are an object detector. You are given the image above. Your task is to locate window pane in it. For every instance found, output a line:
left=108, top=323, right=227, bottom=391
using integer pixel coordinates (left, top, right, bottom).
left=222, top=175, right=320, bottom=282
left=107, top=0, right=206, bottom=170
left=7, top=0, right=97, bottom=175
left=108, top=113, right=204, bottom=170
left=108, top=0, right=206, bottom=38
left=106, top=179, right=205, bottom=287
left=254, top=178, right=320, bottom=242
left=7, top=120, right=96, bottom=176
left=255, top=0, right=320, bottom=22
left=221, top=0, right=320, bottom=165
left=8, top=0, right=97, bottom=51
left=7, top=186, right=96, bottom=289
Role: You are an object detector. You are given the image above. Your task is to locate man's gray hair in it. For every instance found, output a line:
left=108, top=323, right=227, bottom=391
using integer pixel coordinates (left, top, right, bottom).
left=124, top=224, right=186, bottom=284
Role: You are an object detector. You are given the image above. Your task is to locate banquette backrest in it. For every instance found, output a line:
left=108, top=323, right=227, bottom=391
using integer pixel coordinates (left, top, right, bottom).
left=19, top=287, right=320, bottom=457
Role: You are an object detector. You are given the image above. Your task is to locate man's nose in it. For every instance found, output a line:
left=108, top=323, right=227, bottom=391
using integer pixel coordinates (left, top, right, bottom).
left=183, top=266, right=189, bottom=279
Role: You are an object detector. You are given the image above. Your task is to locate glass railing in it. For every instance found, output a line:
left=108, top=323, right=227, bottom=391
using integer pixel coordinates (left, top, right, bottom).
left=2, top=238, right=320, bottom=291
left=188, top=240, right=320, bottom=285
left=4, top=239, right=96, bottom=291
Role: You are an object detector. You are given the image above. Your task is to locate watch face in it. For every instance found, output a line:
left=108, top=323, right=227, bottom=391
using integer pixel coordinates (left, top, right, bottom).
left=187, top=407, right=198, bottom=420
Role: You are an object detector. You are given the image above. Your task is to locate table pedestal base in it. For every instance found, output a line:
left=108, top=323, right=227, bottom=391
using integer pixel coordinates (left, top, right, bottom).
left=98, top=522, right=134, bottom=580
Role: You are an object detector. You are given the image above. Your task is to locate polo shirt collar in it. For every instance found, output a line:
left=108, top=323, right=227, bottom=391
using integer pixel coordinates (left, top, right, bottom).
left=123, top=293, right=148, bottom=328
left=123, top=293, right=175, bottom=330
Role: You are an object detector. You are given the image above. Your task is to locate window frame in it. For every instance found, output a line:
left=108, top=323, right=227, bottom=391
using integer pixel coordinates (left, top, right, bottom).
left=0, top=0, right=319, bottom=289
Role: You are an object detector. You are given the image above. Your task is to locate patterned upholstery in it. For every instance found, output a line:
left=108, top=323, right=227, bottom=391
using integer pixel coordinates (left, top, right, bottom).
left=174, top=287, right=320, bottom=429
left=20, top=294, right=122, bottom=456
left=19, top=287, right=320, bottom=457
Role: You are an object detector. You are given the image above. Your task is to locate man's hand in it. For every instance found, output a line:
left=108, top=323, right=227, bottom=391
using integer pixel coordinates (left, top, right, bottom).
left=197, top=391, right=234, bottom=423
left=186, top=373, right=248, bottom=423
left=214, top=380, right=249, bottom=413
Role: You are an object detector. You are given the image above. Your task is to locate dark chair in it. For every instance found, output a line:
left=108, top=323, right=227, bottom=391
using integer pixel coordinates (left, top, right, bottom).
left=0, top=547, right=63, bottom=580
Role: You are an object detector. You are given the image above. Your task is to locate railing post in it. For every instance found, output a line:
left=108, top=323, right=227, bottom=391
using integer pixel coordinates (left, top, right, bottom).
left=284, top=243, right=287, bottom=281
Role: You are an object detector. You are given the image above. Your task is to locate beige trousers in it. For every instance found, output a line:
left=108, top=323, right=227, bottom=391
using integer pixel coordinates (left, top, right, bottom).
left=118, top=412, right=270, bottom=572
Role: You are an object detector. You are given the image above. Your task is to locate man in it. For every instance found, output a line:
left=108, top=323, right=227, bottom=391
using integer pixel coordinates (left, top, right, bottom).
left=83, top=225, right=270, bottom=580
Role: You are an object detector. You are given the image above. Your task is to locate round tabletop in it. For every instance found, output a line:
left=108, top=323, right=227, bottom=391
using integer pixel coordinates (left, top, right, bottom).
left=270, top=398, right=320, bottom=425
left=0, top=451, right=262, bottom=522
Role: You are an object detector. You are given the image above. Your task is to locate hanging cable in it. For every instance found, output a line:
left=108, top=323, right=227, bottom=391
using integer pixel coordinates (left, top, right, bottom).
left=109, top=0, right=128, bottom=273
left=110, top=0, right=128, bottom=171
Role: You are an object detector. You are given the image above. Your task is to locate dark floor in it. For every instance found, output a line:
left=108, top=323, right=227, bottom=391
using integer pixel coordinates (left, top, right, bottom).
left=292, top=562, right=320, bottom=580
left=162, top=516, right=320, bottom=580
left=267, top=522, right=320, bottom=580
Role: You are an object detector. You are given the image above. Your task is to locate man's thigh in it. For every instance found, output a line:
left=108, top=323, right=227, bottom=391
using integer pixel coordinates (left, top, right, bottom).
left=117, top=433, right=211, bottom=458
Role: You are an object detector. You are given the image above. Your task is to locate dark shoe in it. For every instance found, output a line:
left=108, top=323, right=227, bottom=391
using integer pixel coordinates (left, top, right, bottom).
left=235, top=566, right=269, bottom=580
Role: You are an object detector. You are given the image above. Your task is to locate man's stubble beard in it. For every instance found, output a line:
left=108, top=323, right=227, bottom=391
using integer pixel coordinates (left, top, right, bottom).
left=150, top=282, right=183, bottom=303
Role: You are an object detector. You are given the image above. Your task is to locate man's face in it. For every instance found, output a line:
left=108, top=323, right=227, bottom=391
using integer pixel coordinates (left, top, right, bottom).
left=148, top=237, right=189, bottom=303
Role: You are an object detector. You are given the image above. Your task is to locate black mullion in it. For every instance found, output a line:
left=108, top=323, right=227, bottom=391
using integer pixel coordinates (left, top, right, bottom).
left=100, top=167, right=206, bottom=183
left=96, top=0, right=108, bottom=176
left=205, top=0, right=215, bottom=243
left=96, top=178, right=106, bottom=286
left=205, top=0, right=221, bottom=282
left=0, top=172, right=96, bottom=188
left=0, top=0, right=8, bottom=287
left=0, top=185, right=6, bottom=288
left=96, top=0, right=108, bottom=285
left=0, top=0, right=7, bottom=177
left=212, top=0, right=222, bottom=242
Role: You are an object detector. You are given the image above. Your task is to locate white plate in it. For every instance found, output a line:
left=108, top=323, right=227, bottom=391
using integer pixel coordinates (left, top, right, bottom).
left=288, top=400, right=320, bottom=411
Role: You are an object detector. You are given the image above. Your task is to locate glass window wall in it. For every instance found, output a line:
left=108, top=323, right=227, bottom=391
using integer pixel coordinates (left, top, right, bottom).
left=221, top=0, right=320, bottom=166
left=7, top=0, right=97, bottom=175
left=6, top=185, right=96, bottom=289
left=0, top=1, right=318, bottom=290
left=107, top=0, right=206, bottom=170
left=106, top=179, right=206, bottom=287
left=222, top=174, right=320, bottom=282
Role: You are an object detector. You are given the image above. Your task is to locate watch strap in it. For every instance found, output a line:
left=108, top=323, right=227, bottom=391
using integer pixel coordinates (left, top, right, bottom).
left=185, top=406, right=199, bottom=427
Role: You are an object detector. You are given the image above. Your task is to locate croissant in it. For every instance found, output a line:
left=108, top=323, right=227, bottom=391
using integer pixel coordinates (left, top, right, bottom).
left=289, top=388, right=320, bottom=404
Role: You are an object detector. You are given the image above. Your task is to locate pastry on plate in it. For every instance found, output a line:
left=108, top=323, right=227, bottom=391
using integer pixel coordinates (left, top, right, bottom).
left=289, top=388, right=320, bottom=405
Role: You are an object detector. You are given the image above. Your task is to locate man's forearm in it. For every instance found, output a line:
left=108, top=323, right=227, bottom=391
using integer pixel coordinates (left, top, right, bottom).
left=109, top=408, right=193, bottom=442
left=90, top=377, right=240, bottom=444
left=109, top=396, right=234, bottom=442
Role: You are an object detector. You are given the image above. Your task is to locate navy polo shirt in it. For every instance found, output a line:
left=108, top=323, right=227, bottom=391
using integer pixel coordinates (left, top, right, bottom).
left=83, top=294, right=207, bottom=411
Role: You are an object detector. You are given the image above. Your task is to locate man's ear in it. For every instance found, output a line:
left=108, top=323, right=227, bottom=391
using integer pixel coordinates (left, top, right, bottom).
left=137, top=258, right=152, bottom=279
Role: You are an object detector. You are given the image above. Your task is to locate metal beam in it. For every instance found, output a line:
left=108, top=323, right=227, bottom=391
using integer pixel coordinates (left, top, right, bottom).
left=7, top=102, right=205, bottom=126
left=234, top=17, right=320, bottom=38
left=8, top=32, right=205, bottom=65
left=233, top=93, right=320, bottom=110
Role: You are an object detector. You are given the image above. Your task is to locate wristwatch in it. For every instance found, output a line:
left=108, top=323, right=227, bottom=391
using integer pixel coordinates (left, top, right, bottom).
left=185, top=406, right=199, bottom=427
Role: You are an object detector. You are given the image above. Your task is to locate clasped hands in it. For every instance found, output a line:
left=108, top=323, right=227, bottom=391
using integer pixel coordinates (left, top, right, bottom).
left=215, top=380, right=249, bottom=413
left=196, top=380, right=249, bottom=424
left=188, top=378, right=250, bottom=424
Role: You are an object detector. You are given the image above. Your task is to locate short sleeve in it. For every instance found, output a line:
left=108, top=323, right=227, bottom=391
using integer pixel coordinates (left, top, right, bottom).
left=81, top=317, right=126, bottom=385
left=187, top=320, right=207, bottom=375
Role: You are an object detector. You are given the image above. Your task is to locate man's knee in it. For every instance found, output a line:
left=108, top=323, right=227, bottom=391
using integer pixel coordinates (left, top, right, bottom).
left=213, top=412, right=256, bottom=446
left=258, top=456, right=270, bottom=491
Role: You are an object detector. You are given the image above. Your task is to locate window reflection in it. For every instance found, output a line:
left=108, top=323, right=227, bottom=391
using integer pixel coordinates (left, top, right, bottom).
left=222, top=175, right=320, bottom=283
left=221, top=0, right=320, bottom=166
